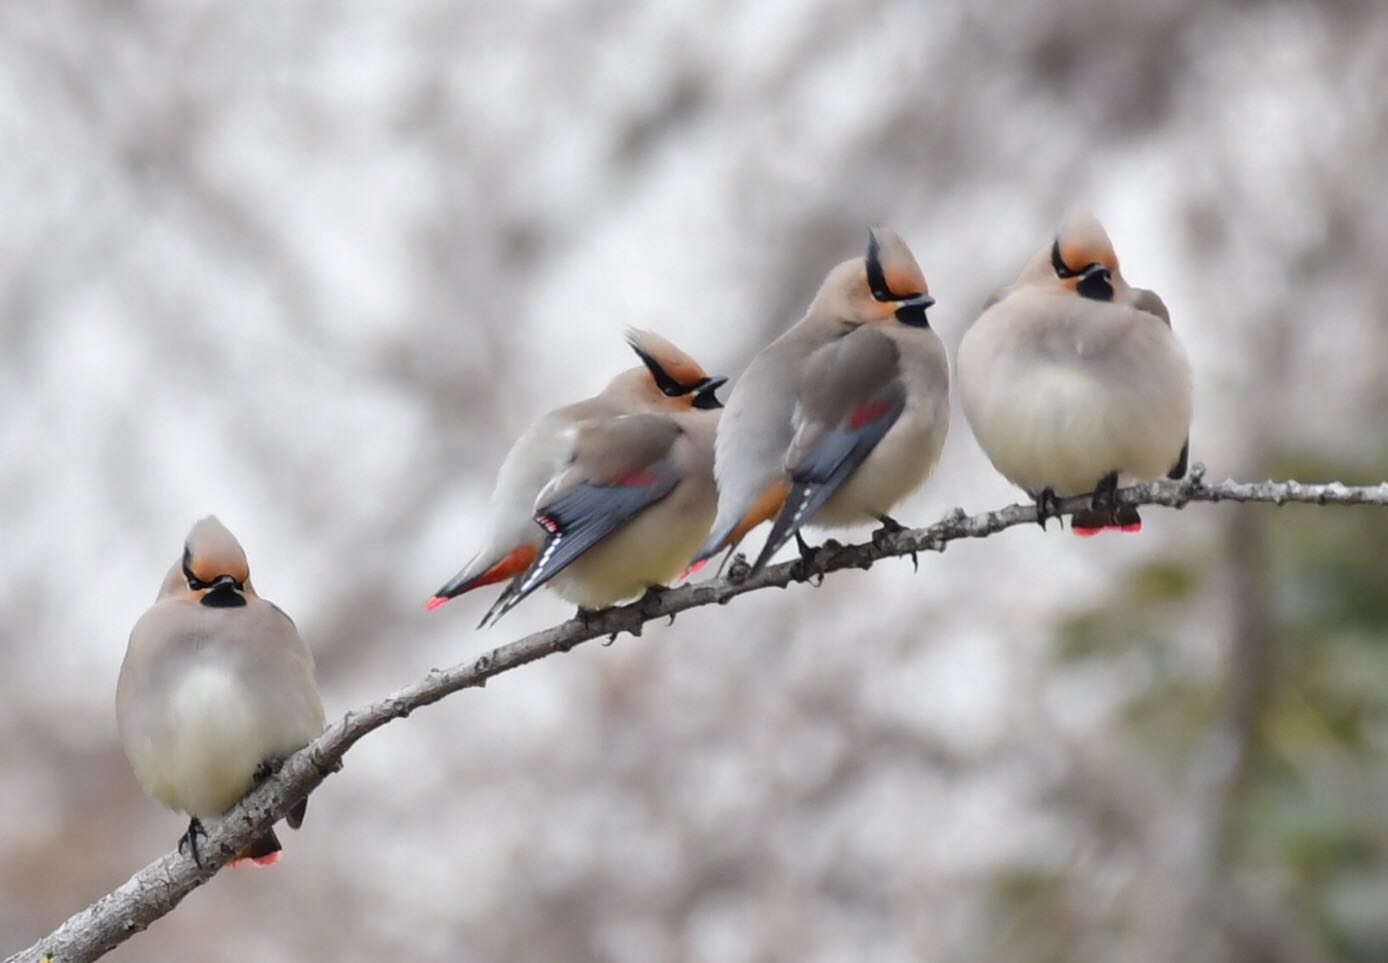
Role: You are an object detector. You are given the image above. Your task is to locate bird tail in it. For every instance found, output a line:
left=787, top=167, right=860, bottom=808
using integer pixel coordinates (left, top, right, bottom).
left=426, top=544, right=537, bottom=610
left=229, top=828, right=283, bottom=868
left=1071, top=505, right=1142, bottom=536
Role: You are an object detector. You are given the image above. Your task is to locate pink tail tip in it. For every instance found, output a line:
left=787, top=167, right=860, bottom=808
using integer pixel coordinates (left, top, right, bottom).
left=1072, top=526, right=1103, bottom=538
left=229, top=851, right=282, bottom=868
left=424, top=595, right=449, bottom=612
left=680, top=559, right=709, bottom=580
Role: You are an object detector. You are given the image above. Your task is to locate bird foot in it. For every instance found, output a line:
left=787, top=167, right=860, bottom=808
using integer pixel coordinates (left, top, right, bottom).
left=179, top=817, right=208, bottom=868
left=725, top=553, right=752, bottom=584
left=791, top=532, right=824, bottom=585
left=1034, top=489, right=1062, bottom=530
left=872, top=514, right=917, bottom=572
left=1091, top=472, right=1120, bottom=513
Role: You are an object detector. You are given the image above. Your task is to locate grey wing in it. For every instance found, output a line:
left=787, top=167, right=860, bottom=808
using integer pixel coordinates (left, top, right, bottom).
left=753, top=330, right=905, bottom=573
left=485, top=414, right=683, bottom=625
left=695, top=348, right=800, bottom=562
left=1131, top=287, right=1187, bottom=475
left=242, top=600, right=326, bottom=728
left=783, top=328, right=903, bottom=472
left=1132, top=287, right=1188, bottom=474
left=1130, top=287, right=1171, bottom=327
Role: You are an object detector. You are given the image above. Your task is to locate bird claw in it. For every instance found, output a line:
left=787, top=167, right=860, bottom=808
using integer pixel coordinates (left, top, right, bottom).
left=725, top=553, right=751, bottom=584
left=790, top=532, right=824, bottom=585
left=871, top=515, right=917, bottom=571
left=1034, top=489, right=1062, bottom=530
left=1092, top=472, right=1120, bottom=513
left=179, top=817, right=208, bottom=868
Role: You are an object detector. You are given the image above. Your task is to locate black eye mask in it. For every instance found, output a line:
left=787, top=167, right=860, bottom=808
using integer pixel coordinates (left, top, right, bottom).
left=866, top=232, right=935, bottom=326
left=627, top=339, right=727, bottom=403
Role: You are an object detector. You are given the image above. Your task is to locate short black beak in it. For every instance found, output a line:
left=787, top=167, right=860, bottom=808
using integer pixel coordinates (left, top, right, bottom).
left=692, top=375, right=727, bottom=410
left=210, top=574, right=239, bottom=590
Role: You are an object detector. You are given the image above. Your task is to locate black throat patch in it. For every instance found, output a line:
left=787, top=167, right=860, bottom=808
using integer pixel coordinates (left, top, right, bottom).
left=201, top=584, right=247, bottom=608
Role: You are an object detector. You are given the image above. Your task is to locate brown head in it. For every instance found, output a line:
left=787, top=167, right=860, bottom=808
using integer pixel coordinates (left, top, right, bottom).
left=604, top=329, right=727, bottom=412
left=1039, top=208, right=1128, bottom=302
left=809, top=228, right=936, bottom=332
left=160, top=516, right=255, bottom=607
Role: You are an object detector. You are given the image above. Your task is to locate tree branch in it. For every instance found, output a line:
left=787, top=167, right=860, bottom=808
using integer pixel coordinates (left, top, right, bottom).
left=13, top=465, right=1388, bottom=963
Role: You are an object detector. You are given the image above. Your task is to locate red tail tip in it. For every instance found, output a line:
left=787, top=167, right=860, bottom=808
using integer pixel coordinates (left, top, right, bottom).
left=229, top=851, right=283, bottom=868
left=680, top=558, right=709, bottom=580
left=424, top=595, right=449, bottom=612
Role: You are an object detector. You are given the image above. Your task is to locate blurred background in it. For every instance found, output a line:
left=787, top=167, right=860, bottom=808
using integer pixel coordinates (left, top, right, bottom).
left=3, top=1, right=1388, bottom=960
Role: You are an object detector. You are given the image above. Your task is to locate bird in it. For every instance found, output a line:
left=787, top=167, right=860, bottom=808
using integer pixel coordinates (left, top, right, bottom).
left=428, top=330, right=725, bottom=624
left=117, top=517, right=326, bottom=868
left=955, top=208, right=1192, bottom=534
left=691, top=227, right=951, bottom=575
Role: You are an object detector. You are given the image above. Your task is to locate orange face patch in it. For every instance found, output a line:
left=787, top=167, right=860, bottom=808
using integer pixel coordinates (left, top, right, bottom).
left=881, top=258, right=928, bottom=298
left=628, top=330, right=708, bottom=388
left=184, top=551, right=249, bottom=587
left=1056, top=240, right=1117, bottom=275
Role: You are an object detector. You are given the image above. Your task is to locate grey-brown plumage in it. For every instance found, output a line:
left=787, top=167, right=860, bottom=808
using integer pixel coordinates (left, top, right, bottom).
left=429, top=329, right=725, bottom=617
left=693, top=228, right=950, bottom=571
left=117, top=517, right=325, bottom=866
left=483, top=406, right=719, bottom=623
left=956, top=209, right=1192, bottom=534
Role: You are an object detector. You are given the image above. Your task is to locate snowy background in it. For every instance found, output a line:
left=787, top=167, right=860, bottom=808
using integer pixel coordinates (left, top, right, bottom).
left=3, top=1, right=1388, bottom=961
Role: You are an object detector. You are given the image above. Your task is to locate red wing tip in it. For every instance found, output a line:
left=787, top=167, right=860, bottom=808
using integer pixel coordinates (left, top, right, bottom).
left=680, top=558, right=709, bottom=580
left=1072, top=526, right=1103, bottom=538
left=229, top=852, right=283, bottom=868
left=424, top=596, right=449, bottom=612
left=1117, top=522, right=1142, bottom=533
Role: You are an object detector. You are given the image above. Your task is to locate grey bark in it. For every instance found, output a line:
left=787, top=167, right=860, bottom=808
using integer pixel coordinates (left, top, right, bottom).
left=10, top=464, right=1388, bottom=963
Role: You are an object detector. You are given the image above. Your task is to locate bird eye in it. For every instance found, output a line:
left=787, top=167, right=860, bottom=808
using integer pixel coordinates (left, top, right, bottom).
left=866, top=234, right=895, bottom=302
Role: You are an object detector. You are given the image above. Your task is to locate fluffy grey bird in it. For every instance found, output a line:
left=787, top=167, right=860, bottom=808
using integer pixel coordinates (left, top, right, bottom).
left=117, top=517, right=325, bottom=866
left=692, top=228, right=951, bottom=573
left=429, top=330, right=725, bottom=624
left=956, top=209, right=1192, bottom=534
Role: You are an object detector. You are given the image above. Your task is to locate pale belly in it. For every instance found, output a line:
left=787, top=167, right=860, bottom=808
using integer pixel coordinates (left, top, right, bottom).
left=126, top=667, right=293, bottom=818
left=814, top=399, right=949, bottom=527
left=547, top=491, right=715, bottom=608
left=968, top=361, right=1183, bottom=496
